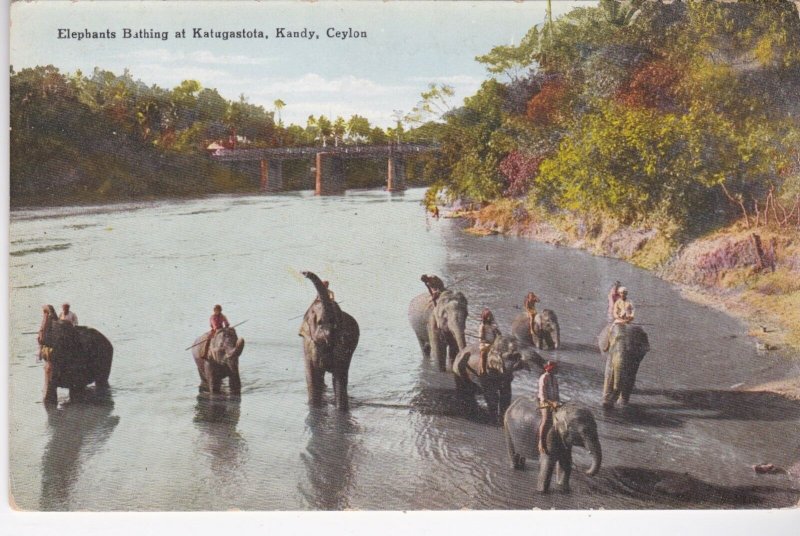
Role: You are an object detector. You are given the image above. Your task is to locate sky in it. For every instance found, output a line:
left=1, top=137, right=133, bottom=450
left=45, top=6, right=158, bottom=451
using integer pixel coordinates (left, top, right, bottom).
left=9, top=0, right=594, bottom=127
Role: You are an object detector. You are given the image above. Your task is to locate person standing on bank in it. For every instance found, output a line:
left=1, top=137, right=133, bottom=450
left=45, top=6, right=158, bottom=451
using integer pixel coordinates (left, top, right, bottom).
left=607, top=281, right=622, bottom=321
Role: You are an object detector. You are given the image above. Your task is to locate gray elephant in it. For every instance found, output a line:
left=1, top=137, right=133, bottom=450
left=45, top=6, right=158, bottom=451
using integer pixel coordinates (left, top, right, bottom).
left=503, top=398, right=602, bottom=493
left=191, top=327, right=245, bottom=395
left=408, top=288, right=468, bottom=372
left=299, top=271, right=360, bottom=411
left=38, top=310, right=113, bottom=405
left=452, top=335, right=534, bottom=423
left=598, top=323, right=650, bottom=408
left=511, top=310, right=560, bottom=350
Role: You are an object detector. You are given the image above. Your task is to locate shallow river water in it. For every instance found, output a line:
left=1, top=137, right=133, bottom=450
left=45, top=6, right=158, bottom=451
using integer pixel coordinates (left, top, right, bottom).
left=9, top=188, right=800, bottom=510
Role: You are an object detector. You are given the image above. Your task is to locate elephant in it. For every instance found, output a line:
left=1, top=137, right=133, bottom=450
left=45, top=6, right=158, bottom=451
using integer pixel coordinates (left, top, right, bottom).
left=452, top=335, right=536, bottom=423
left=299, top=271, right=360, bottom=411
left=511, top=309, right=560, bottom=350
left=598, top=323, right=650, bottom=408
left=408, top=287, right=468, bottom=371
left=503, top=398, right=602, bottom=493
left=191, top=327, right=245, bottom=395
left=38, top=310, right=113, bottom=405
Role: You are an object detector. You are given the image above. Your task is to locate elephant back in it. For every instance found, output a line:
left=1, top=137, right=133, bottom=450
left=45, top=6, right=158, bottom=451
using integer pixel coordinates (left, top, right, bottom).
left=408, top=293, right=433, bottom=331
left=503, top=396, right=541, bottom=460
left=510, top=313, right=533, bottom=345
left=49, top=321, right=94, bottom=388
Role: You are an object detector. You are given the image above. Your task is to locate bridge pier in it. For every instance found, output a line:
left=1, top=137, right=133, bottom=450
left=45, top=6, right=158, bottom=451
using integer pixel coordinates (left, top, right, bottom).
left=260, top=159, right=283, bottom=192
left=315, top=153, right=346, bottom=195
left=387, top=156, right=406, bottom=192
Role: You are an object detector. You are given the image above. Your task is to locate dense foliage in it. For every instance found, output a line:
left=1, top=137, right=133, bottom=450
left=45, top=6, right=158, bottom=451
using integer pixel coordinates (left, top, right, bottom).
left=428, top=0, right=800, bottom=237
left=10, top=67, right=427, bottom=205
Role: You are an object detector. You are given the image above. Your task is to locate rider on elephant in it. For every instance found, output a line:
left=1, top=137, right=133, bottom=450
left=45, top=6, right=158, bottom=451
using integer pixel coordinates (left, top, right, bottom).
left=421, top=274, right=445, bottom=305
left=538, top=360, right=560, bottom=455
left=59, top=303, right=78, bottom=326
left=601, top=287, right=635, bottom=352
left=613, top=288, right=634, bottom=326
left=203, top=304, right=230, bottom=360
left=607, top=281, right=622, bottom=321
left=478, top=308, right=502, bottom=375
left=524, top=292, right=540, bottom=341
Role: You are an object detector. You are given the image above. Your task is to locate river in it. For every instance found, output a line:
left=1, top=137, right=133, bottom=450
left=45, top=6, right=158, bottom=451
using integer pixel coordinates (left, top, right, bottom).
left=8, top=188, right=800, bottom=510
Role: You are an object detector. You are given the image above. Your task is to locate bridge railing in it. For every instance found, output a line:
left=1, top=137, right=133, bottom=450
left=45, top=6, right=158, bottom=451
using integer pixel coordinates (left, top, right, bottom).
left=210, top=143, right=439, bottom=161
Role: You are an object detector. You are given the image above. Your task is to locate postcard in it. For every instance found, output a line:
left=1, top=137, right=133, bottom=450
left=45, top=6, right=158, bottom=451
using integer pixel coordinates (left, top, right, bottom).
left=5, top=0, right=800, bottom=529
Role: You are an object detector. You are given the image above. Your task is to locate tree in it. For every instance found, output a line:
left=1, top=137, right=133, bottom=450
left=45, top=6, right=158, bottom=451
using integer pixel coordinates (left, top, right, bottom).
left=273, top=99, right=286, bottom=125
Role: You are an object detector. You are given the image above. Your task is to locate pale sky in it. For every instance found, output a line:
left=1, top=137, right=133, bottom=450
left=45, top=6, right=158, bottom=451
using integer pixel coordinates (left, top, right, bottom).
left=10, top=0, right=594, bottom=127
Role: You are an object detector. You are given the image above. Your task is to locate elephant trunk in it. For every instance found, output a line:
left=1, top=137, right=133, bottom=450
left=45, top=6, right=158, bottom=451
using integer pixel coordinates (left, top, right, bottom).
left=303, top=271, right=334, bottom=308
left=583, top=431, right=602, bottom=476
left=226, top=338, right=245, bottom=361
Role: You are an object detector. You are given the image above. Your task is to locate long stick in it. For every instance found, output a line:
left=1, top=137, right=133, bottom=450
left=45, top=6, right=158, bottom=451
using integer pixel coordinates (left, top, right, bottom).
left=184, top=320, right=248, bottom=351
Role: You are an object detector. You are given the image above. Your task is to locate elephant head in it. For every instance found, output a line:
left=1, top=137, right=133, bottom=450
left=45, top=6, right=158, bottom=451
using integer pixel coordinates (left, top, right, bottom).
left=553, top=404, right=602, bottom=476
left=486, top=336, right=530, bottom=377
left=302, top=271, right=342, bottom=363
left=207, top=327, right=245, bottom=366
left=429, top=289, right=468, bottom=371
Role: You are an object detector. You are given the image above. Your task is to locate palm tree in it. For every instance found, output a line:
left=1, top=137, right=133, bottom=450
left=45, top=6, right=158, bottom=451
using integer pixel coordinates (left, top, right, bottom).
left=273, top=99, right=286, bottom=125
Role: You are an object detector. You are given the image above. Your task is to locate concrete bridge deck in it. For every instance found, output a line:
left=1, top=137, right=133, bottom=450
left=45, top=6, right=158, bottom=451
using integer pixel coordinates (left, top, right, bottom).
left=209, top=143, right=438, bottom=194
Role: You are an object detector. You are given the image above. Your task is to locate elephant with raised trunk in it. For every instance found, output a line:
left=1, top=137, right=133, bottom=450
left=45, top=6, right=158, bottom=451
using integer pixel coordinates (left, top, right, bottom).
left=504, top=399, right=602, bottom=493
left=452, top=335, right=537, bottom=423
left=191, top=327, right=245, bottom=395
left=511, top=309, right=560, bottom=350
left=38, top=309, right=113, bottom=405
left=598, top=323, right=650, bottom=408
left=299, top=271, right=360, bottom=411
left=408, top=285, right=468, bottom=372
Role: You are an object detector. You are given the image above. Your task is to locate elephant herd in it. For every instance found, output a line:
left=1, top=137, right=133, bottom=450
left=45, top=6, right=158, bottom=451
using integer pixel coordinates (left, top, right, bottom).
left=407, top=278, right=629, bottom=492
left=35, top=270, right=649, bottom=494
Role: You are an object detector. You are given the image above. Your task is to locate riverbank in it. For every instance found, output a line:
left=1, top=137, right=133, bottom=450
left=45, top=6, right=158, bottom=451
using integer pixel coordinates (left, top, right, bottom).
left=460, top=199, right=800, bottom=400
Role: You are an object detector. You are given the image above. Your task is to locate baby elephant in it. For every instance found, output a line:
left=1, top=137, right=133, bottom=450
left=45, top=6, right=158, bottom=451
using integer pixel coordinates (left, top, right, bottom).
left=503, top=398, right=601, bottom=493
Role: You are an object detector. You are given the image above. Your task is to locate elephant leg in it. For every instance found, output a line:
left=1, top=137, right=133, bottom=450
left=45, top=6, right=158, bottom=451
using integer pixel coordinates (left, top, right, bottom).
left=43, top=362, right=57, bottom=405
left=484, top=389, right=500, bottom=425
left=229, top=367, right=242, bottom=396
left=504, top=423, right=525, bottom=470
left=621, top=360, right=643, bottom=405
left=305, top=360, right=325, bottom=407
left=333, top=368, right=350, bottom=411
left=602, top=355, right=618, bottom=408
left=205, top=361, right=220, bottom=394
left=417, top=337, right=430, bottom=359
left=538, top=453, right=556, bottom=493
left=557, top=448, right=572, bottom=492
left=498, top=382, right=512, bottom=423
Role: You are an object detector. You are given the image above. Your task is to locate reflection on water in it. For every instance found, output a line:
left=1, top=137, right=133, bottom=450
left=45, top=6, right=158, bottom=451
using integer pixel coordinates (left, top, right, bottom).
left=193, top=395, right=248, bottom=492
left=40, top=398, right=119, bottom=511
left=299, top=408, right=360, bottom=510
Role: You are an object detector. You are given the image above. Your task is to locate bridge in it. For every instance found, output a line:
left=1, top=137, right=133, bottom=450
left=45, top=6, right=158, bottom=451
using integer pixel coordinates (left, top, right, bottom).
left=209, top=143, right=438, bottom=194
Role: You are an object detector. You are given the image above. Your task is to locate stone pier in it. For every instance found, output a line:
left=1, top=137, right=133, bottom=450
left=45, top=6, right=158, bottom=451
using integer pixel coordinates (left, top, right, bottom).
left=315, top=153, right=346, bottom=195
left=260, top=160, right=283, bottom=192
left=387, top=156, right=406, bottom=192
